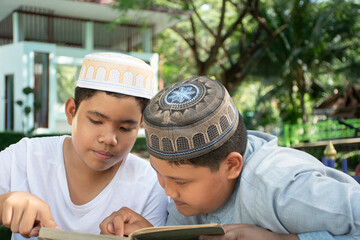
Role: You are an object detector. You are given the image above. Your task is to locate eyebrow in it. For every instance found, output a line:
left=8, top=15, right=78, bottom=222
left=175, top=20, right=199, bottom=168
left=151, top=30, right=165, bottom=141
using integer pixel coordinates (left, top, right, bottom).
left=150, top=163, right=189, bottom=181
left=87, top=111, right=138, bottom=124
left=88, top=110, right=108, bottom=119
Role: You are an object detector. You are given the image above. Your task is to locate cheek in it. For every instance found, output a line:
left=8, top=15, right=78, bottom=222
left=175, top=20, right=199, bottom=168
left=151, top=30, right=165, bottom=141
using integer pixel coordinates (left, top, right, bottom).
left=157, top=174, right=165, bottom=189
left=72, top=130, right=91, bottom=150
left=72, top=116, right=93, bottom=135
left=71, top=119, right=84, bottom=140
left=118, top=131, right=138, bottom=146
left=73, top=124, right=95, bottom=144
left=183, top=181, right=219, bottom=206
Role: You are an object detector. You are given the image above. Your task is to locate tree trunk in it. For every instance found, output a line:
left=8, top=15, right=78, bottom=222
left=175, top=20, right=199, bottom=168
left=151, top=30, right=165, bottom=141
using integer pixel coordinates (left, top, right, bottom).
left=299, top=91, right=307, bottom=123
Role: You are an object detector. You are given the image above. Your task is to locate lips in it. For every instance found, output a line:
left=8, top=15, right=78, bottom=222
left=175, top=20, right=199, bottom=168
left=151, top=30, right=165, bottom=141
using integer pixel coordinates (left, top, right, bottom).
left=94, top=150, right=114, bottom=160
left=173, top=199, right=186, bottom=206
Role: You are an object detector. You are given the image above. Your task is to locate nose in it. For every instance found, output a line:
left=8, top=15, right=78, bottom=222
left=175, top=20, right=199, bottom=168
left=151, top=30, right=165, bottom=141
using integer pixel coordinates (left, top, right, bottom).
left=163, top=180, right=179, bottom=199
left=98, top=128, right=118, bottom=146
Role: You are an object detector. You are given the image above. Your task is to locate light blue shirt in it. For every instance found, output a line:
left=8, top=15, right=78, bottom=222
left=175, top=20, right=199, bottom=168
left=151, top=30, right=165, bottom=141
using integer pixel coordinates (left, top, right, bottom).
left=166, top=131, right=360, bottom=239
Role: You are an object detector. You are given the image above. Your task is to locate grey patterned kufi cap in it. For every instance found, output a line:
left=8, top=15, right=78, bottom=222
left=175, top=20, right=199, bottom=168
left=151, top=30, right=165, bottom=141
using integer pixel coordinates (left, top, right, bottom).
left=143, top=76, right=245, bottom=161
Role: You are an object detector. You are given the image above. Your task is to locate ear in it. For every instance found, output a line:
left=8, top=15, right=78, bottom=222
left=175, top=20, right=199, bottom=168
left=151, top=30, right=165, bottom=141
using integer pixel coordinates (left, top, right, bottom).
left=224, top=152, right=243, bottom=180
left=65, top=98, right=76, bottom=125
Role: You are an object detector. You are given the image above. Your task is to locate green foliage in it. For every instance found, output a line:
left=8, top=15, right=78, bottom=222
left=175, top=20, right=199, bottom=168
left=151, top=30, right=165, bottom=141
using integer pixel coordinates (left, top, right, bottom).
left=156, top=29, right=197, bottom=87
left=0, top=132, right=25, bottom=151
left=0, top=132, right=69, bottom=151
left=112, top=0, right=360, bottom=131
left=131, top=137, right=147, bottom=153
left=233, top=79, right=281, bottom=133
left=113, top=0, right=151, bottom=9
left=16, top=86, right=33, bottom=117
left=15, top=86, right=43, bottom=136
left=110, top=0, right=185, bottom=31
left=0, top=225, right=11, bottom=240
left=251, top=0, right=360, bottom=125
left=112, top=0, right=187, bottom=12
left=56, top=65, right=78, bottom=104
left=22, top=86, right=33, bottom=95
left=24, top=106, right=32, bottom=115
left=114, top=0, right=287, bottom=91
left=15, top=100, right=23, bottom=106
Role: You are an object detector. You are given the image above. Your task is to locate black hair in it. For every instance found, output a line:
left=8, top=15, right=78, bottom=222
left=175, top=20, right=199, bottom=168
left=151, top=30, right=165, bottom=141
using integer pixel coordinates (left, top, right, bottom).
left=73, top=87, right=150, bottom=115
left=168, top=113, right=248, bottom=172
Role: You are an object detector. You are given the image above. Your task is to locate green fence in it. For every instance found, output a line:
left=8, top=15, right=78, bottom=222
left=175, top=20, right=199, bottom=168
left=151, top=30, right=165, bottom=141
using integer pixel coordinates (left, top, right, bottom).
left=283, top=118, right=360, bottom=147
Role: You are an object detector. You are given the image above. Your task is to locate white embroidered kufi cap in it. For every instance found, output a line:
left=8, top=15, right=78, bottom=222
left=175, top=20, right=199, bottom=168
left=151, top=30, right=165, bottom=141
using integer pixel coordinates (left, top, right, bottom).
left=77, top=52, right=155, bottom=99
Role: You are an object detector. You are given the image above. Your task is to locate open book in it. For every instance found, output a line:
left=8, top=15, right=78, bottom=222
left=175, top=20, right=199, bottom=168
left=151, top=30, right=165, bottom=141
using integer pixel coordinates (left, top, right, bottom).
left=38, top=224, right=225, bottom=240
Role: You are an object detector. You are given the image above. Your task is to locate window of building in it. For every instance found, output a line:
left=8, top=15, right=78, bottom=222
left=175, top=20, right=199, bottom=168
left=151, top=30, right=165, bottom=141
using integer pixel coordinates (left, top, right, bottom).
left=5, top=74, right=14, bottom=130
left=34, top=52, right=49, bottom=128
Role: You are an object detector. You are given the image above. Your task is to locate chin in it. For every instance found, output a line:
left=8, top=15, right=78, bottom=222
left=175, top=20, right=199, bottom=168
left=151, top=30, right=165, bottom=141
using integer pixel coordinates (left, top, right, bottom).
left=178, top=211, right=197, bottom=217
left=87, top=162, right=112, bottom=172
left=176, top=206, right=202, bottom=217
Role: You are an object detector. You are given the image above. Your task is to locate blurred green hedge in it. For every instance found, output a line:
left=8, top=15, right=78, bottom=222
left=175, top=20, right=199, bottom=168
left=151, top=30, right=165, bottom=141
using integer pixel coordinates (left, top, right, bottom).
left=0, top=132, right=147, bottom=153
left=0, top=132, right=66, bottom=151
left=0, top=132, right=25, bottom=151
left=132, top=137, right=147, bottom=153
left=0, top=225, right=11, bottom=240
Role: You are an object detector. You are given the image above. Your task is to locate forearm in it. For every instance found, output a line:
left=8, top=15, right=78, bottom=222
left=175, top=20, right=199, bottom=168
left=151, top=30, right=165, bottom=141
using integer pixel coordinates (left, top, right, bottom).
left=273, top=170, right=360, bottom=235
left=278, top=233, right=299, bottom=240
left=299, top=231, right=360, bottom=240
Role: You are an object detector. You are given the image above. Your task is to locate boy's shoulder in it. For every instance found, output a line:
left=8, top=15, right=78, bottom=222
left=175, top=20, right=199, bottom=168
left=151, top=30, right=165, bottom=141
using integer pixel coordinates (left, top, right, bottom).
left=4, top=135, right=67, bottom=152
left=121, top=153, right=156, bottom=179
left=28, top=135, right=68, bottom=142
left=0, top=135, right=68, bottom=174
left=124, top=153, right=151, bottom=168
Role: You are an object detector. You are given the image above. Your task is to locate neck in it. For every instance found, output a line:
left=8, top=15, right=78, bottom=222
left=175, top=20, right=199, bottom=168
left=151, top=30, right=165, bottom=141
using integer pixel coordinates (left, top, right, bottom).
left=62, top=137, right=121, bottom=205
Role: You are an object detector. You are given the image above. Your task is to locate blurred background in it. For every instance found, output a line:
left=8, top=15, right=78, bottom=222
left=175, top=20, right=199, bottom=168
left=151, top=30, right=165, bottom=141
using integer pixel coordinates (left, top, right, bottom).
left=0, top=0, right=359, bottom=168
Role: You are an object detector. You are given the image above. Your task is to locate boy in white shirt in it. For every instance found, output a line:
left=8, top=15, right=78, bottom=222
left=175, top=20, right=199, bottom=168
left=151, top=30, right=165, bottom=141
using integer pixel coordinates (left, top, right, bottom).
left=0, top=52, right=168, bottom=240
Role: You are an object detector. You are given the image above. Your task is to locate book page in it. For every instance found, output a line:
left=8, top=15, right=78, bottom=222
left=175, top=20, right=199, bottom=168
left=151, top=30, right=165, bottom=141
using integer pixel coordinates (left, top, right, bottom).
left=38, top=228, right=129, bottom=240
left=131, top=224, right=225, bottom=240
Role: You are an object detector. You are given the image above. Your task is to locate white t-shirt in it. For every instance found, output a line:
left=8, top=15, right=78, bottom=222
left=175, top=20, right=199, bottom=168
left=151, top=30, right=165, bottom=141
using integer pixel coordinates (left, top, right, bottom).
left=0, top=136, right=168, bottom=240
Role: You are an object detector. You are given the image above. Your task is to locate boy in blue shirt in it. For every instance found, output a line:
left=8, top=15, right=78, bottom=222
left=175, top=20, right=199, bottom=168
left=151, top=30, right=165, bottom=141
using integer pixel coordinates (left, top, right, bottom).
left=101, top=76, right=360, bottom=240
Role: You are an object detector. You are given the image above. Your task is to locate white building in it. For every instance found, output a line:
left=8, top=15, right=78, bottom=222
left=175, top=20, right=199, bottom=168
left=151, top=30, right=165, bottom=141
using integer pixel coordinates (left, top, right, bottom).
left=0, top=0, right=189, bottom=134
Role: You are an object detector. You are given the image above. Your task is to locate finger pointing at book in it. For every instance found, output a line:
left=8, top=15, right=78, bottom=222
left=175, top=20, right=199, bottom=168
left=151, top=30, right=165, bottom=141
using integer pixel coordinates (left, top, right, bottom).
left=99, top=207, right=153, bottom=237
left=0, top=191, right=59, bottom=238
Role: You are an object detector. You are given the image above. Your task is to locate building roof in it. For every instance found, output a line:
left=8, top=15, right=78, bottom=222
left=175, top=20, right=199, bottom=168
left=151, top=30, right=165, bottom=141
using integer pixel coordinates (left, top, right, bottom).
left=0, top=0, right=191, bottom=36
left=313, top=84, right=360, bottom=118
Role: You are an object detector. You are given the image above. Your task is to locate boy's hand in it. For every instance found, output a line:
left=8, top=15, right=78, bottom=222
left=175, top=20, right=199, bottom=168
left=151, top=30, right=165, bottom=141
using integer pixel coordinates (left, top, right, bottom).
left=200, top=224, right=299, bottom=240
left=1, top=191, right=58, bottom=238
left=100, top=207, right=153, bottom=237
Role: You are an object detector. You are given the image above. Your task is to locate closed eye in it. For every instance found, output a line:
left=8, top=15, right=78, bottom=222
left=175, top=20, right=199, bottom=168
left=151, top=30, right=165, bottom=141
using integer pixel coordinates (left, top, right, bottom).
left=120, top=127, right=131, bottom=132
left=89, top=118, right=102, bottom=125
left=175, top=181, right=188, bottom=185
